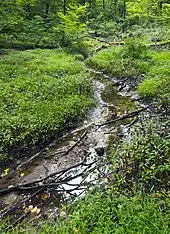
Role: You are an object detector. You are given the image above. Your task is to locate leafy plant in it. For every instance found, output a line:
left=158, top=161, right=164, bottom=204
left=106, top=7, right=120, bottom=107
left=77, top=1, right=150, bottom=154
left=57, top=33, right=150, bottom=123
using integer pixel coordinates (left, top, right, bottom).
left=110, top=118, right=170, bottom=193
left=0, top=49, right=93, bottom=160
left=58, top=4, right=88, bottom=46
left=137, top=51, right=170, bottom=107
left=1, top=191, right=170, bottom=234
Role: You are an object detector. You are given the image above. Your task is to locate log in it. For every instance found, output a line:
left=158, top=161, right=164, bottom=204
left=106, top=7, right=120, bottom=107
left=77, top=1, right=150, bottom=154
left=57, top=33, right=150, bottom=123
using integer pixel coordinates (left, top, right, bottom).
left=98, top=104, right=152, bottom=127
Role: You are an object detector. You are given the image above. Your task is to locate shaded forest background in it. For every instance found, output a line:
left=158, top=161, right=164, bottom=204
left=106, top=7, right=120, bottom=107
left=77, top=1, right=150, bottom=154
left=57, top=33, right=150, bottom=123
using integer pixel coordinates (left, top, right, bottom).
left=0, top=0, right=170, bottom=51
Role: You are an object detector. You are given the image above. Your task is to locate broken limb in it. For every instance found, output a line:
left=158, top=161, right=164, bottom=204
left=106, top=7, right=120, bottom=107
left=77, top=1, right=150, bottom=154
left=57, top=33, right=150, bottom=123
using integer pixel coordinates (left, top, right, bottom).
left=0, top=153, right=94, bottom=195
left=98, top=104, right=152, bottom=127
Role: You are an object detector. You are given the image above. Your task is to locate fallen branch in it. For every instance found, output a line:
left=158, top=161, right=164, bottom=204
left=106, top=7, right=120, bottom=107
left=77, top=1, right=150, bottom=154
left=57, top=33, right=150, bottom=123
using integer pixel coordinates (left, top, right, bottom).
left=0, top=153, right=93, bottom=195
left=126, top=117, right=138, bottom=128
left=90, top=36, right=124, bottom=46
left=16, top=151, right=43, bottom=170
left=65, top=130, right=88, bottom=155
left=15, top=128, right=89, bottom=170
left=1, top=160, right=97, bottom=219
left=1, top=188, right=43, bottom=218
left=47, top=126, right=92, bottom=158
left=98, top=104, right=152, bottom=127
left=3, top=163, right=96, bottom=192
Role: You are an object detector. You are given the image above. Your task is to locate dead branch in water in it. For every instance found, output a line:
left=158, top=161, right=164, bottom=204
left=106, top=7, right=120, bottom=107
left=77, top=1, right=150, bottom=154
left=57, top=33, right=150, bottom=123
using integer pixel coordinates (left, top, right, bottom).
left=64, top=130, right=88, bottom=155
left=0, top=152, right=93, bottom=195
left=98, top=104, right=152, bottom=127
left=1, top=188, right=43, bottom=218
left=1, top=156, right=97, bottom=219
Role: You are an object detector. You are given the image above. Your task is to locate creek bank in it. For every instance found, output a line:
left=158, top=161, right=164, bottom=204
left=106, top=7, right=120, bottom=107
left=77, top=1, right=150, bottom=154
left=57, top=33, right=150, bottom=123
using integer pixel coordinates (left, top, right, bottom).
left=0, top=73, right=144, bottom=224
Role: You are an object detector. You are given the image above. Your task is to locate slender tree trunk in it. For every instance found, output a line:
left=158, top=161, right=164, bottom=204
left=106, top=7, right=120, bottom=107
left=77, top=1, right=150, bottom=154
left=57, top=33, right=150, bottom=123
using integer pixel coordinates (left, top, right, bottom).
left=45, top=3, right=50, bottom=18
left=122, top=0, right=126, bottom=33
left=26, top=0, right=31, bottom=19
left=158, top=0, right=163, bottom=12
left=114, top=0, right=118, bottom=19
left=102, top=0, right=105, bottom=10
left=64, top=0, right=67, bottom=15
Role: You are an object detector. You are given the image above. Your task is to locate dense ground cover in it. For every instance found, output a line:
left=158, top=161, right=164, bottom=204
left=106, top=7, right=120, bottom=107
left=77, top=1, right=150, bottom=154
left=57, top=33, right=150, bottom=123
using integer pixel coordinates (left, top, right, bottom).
left=1, top=118, right=170, bottom=233
left=0, top=50, right=93, bottom=160
left=87, top=41, right=170, bottom=108
left=0, top=40, right=169, bottom=234
left=137, top=51, right=170, bottom=107
left=1, top=190, right=170, bottom=233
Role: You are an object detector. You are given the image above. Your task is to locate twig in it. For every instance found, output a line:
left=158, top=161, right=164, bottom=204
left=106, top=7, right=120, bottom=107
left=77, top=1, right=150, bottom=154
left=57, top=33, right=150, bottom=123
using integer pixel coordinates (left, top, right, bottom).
left=5, top=211, right=31, bottom=232
left=118, top=77, right=129, bottom=91
left=15, top=128, right=89, bottom=170
left=65, top=130, right=88, bottom=155
left=1, top=161, right=97, bottom=219
left=16, top=151, right=43, bottom=170
left=98, top=104, right=152, bottom=127
left=1, top=188, right=44, bottom=218
left=126, top=117, right=138, bottom=128
left=1, top=161, right=96, bottom=219
left=0, top=154, right=93, bottom=194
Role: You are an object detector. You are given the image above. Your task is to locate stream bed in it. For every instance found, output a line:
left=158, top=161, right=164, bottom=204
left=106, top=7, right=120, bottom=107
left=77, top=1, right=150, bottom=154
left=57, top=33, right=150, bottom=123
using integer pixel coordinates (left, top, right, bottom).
left=0, top=74, right=139, bottom=224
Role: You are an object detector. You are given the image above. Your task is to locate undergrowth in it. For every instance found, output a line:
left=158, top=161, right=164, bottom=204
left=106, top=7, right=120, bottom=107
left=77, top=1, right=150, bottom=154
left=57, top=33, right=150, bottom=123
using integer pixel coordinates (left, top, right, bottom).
left=87, top=39, right=170, bottom=107
left=86, top=39, right=152, bottom=77
left=0, top=49, right=93, bottom=160
left=110, top=118, right=170, bottom=194
left=1, top=191, right=170, bottom=234
left=137, top=51, right=170, bottom=108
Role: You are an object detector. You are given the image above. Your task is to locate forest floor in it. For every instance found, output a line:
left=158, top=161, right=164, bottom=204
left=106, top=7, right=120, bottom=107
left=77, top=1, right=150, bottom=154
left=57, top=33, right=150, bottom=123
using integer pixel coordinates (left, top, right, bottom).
left=0, top=39, right=170, bottom=233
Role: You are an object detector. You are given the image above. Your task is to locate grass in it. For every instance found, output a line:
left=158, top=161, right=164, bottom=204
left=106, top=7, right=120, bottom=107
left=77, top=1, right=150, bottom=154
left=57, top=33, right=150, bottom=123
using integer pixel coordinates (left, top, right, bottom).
left=87, top=39, right=170, bottom=107
left=86, top=41, right=152, bottom=77
left=137, top=50, right=170, bottom=107
left=1, top=191, right=170, bottom=234
left=110, top=118, right=170, bottom=193
left=0, top=49, right=93, bottom=160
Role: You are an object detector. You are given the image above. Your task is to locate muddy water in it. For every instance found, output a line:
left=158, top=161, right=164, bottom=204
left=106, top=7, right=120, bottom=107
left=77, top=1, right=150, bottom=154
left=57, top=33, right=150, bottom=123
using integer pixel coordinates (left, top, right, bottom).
left=0, top=76, right=137, bottom=222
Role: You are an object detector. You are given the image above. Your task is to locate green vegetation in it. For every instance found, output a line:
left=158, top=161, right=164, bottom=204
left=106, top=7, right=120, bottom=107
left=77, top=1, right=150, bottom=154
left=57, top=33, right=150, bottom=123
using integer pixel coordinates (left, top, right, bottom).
left=0, top=50, right=93, bottom=160
left=1, top=192, right=170, bottom=234
left=87, top=40, right=170, bottom=107
left=86, top=39, right=152, bottom=77
left=0, top=1, right=169, bottom=50
left=110, top=118, right=170, bottom=193
left=0, top=0, right=170, bottom=233
left=137, top=51, right=170, bottom=107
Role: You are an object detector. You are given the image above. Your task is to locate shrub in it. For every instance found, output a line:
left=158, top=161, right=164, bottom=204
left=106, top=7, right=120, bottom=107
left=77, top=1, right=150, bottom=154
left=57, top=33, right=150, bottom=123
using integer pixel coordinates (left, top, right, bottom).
left=110, top=118, right=170, bottom=193
left=0, top=50, right=93, bottom=160
left=137, top=51, right=170, bottom=107
left=121, top=38, right=151, bottom=60
left=2, top=191, right=170, bottom=234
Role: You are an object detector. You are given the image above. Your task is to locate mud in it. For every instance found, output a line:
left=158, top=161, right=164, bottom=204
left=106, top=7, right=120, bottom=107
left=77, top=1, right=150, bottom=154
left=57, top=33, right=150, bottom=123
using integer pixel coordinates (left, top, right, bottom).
left=0, top=75, right=137, bottom=222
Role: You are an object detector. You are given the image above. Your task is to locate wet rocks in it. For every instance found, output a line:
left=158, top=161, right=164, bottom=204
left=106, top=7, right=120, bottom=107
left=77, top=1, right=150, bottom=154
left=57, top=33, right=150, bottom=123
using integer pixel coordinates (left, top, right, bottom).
left=95, top=147, right=105, bottom=156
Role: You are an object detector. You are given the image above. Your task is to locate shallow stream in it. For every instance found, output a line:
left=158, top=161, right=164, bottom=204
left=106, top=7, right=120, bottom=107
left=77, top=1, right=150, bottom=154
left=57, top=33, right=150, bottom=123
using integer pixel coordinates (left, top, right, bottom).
left=0, top=74, right=138, bottom=223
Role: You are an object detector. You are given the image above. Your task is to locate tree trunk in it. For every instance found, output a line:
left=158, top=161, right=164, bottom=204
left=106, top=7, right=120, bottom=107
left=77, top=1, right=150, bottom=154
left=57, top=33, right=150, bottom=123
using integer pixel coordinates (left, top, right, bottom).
left=64, top=0, right=66, bottom=15
left=122, top=0, right=126, bottom=33
left=26, top=0, right=31, bottom=19
left=45, top=3, right=50, bottom=18
left=158, top=0, right=163, bottom=13
left=102, top=0, right=105, bottom=10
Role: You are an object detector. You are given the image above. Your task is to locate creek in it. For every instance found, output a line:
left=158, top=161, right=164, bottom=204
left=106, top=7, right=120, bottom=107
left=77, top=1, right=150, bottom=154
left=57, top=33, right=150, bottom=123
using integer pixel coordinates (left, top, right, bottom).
left=0, top=72, right=144, bottom=224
